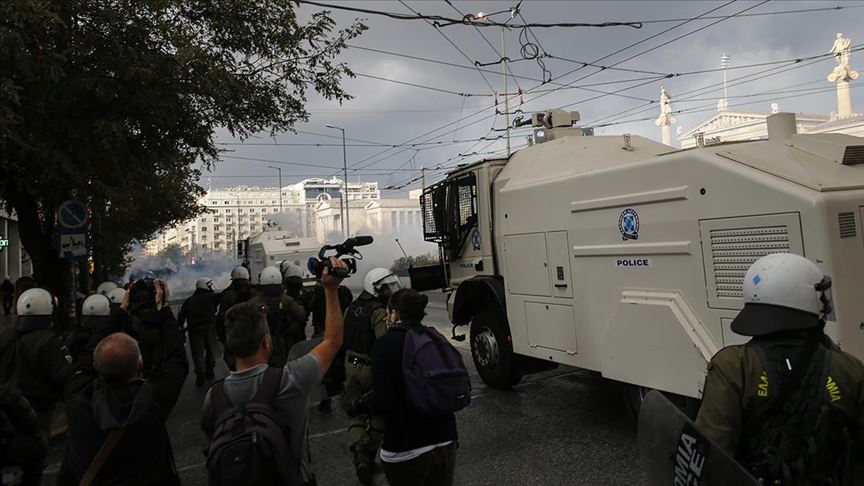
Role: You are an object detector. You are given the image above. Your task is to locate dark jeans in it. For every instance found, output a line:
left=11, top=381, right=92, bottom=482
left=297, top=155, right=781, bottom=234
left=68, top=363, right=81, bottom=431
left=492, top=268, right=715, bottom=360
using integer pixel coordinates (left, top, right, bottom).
left=384, top=442, right=456, bottom=486
left=187, top=325, right=215, bottom=377
left=1, top=293, right=12, bottom=314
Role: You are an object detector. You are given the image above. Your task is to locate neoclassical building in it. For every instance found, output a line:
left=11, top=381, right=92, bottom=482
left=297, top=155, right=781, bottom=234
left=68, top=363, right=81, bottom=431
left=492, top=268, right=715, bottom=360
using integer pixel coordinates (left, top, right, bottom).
left=665, top=33, right=863, bottom=149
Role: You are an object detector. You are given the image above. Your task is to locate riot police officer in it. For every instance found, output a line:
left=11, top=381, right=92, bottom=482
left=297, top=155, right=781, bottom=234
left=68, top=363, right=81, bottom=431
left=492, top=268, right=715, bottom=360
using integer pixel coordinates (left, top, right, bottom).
left=343, top=267, right=402, bottom=485
left=215, top=266, right=257, bottom=370
left=249, top=266, right=307, bottom=367
left=67, top=293, right=112, bottom=359
left=695, top=253, right=864, bottom=484
left=0, top=288, right=72, bottom=435
left=178, top=278, right=219, bottom=386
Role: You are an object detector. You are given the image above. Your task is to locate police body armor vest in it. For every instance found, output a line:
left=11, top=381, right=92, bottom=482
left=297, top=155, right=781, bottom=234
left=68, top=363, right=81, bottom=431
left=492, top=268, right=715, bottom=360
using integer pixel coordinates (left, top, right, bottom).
left=259, top=295, right=290, bottom=334
left=740, top=337, right=856, bottom=485
left=343, top=296, right=383, bottom=356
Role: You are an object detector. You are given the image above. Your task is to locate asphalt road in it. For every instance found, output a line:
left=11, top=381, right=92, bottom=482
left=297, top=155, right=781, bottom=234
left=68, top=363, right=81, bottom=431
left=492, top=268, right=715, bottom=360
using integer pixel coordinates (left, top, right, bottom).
left=41, top=290, right=647, bottom=485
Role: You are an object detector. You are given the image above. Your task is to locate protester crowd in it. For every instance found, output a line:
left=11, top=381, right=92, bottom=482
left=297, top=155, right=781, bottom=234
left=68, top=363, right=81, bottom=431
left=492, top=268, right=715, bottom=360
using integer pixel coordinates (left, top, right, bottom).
left=0, top=258, right=468, bottom=486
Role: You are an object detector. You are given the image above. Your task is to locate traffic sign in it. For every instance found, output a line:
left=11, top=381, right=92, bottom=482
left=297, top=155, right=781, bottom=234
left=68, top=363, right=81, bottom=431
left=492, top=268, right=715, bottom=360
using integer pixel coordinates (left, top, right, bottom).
left=59, top=227, right=87, bottom=257
left=58, top=200, right=88, bottom=229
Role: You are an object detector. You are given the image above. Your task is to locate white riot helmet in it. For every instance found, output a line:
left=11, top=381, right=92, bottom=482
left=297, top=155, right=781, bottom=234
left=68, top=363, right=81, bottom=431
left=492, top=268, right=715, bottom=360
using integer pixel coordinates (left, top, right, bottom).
left=259, top=266, right=283, bottom=286
left=195, top=278, right=214, bottom=291
left=363, top=268, right=401, bottom=298
left=106, top=287, right=126, bottom=306
left=279, top=260, right=304, bottom=279
left=230, top=266, right=250, bottom=281
left=96, top=282, right=118, bottom=296
left=82, top=294, right=111, bottom=317
left=731, top=253, right=832, bottom=336
left=17, top=288, right=54, bottom=316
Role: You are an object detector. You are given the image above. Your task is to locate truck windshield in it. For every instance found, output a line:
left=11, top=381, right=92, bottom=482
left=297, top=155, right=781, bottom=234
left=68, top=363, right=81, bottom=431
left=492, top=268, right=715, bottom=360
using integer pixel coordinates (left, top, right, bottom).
left=421, top=173, right=478, bottom=260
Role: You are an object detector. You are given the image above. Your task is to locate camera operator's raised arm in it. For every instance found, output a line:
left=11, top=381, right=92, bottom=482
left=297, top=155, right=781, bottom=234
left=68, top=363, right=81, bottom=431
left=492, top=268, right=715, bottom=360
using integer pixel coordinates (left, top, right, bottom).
left=311, top=257, right=347, bottom=375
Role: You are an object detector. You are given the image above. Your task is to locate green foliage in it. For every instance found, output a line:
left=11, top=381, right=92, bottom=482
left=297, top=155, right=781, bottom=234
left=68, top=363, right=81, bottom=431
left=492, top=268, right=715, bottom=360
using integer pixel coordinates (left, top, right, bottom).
left=0, top=0, right=366, bottom=288
left=391, top=253, right=440, bottom=276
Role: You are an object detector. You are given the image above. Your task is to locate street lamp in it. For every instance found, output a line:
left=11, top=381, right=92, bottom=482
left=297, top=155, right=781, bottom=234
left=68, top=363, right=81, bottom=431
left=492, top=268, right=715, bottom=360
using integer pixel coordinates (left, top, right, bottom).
left=267, top=165, right=283, bottom=214
left=227, top=193, right=241, bottom=256
left=325, top=124, right=350, bottom=238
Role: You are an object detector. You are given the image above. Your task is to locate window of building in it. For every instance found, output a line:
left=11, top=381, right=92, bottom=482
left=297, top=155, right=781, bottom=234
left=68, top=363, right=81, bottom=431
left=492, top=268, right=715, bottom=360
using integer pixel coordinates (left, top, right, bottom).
left=238, top=208, right=243, bottom=213
left=214, top=242, right=221, bottom=249
left=226, top=209, right=232, bottom=213
left=201, top=227, right=207, bottom=232
left=214, top=225, right=221, bottom=231
left=250, top=208, right=256, bottom=213
left=200, top=218, right=207, bottom=223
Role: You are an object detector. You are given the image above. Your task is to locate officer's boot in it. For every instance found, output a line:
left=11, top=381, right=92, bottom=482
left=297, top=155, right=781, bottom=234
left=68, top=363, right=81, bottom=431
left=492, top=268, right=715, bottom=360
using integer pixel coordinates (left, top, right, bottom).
left=352, top=445, right=373, bottom=486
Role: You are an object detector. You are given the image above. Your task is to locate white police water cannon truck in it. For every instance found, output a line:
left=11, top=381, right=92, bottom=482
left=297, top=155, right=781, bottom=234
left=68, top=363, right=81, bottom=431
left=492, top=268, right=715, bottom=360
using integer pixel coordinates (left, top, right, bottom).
left=415, top=108, right=864, bottom=415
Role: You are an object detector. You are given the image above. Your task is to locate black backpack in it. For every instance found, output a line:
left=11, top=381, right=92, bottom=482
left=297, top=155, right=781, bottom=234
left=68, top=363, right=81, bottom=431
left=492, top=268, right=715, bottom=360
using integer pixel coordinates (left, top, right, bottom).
left=206, top=367, right=299, bottom=486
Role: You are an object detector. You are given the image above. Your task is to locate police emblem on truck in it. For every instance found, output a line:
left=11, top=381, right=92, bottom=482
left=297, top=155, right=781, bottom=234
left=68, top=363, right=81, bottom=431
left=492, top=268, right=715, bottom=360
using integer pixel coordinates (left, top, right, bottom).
left=618, top=208, right=640, bottom=241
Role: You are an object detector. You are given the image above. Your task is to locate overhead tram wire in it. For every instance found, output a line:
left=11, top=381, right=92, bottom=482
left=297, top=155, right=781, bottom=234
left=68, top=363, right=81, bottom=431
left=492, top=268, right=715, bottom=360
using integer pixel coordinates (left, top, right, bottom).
left=297, top=0, right=861, bottom=28
left=397, top=0, right=496, bottom=93
left=297, top=0, right=642, bottom=29
left=354, top=72, right=492, bottom=97
left=586, top=45, right=864, bottom=126
left=444, top=0, right=524, bottom=93
left=334, top=1, right=754, bottom=176
left=553, top=1, right=770, bottom=111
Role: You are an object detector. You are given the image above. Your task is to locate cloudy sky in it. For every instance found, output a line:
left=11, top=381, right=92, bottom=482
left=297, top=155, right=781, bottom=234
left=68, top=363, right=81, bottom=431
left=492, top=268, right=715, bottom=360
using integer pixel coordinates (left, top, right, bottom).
left=204, top=0, right=864, bottom=196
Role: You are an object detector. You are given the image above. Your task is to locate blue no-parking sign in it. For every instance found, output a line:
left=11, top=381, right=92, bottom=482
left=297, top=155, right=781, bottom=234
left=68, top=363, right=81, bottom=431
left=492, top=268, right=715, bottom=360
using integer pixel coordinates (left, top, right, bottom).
left=58, top=200, right=88, bottom=229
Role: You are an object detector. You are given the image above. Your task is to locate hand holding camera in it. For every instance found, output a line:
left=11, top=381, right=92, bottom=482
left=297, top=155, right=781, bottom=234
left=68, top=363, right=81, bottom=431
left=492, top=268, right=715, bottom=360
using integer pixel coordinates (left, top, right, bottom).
left=321, top=257, right=348, bottom=290
left=307, top=236, right=374, bottom=279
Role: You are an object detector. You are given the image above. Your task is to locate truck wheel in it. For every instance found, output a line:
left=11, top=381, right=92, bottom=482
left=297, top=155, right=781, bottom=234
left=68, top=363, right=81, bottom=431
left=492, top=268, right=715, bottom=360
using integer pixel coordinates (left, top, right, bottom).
left=624, top=384, right=700, bottom=422
left=470, top=312, right=522, bottom=389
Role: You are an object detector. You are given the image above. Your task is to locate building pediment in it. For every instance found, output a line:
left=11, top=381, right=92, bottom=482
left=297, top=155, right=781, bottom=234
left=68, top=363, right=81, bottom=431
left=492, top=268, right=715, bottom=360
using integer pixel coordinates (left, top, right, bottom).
left=679, top=112, right=768, bottom=138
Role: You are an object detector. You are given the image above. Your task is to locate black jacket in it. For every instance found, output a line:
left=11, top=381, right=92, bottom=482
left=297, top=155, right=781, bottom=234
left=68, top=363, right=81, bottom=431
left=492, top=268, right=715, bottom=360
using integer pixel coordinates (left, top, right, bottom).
left=58, top=311, right=188, bottom=485
left=110, top=307, right=181, bottom=381
left=177, top=289, right=218, bottom=330
left=0, top=383, right=47, bottom=467
left=0, top=324, right=71, bottom=414
left=372, top=323, right=458, bottom=452
left=214, top=280, right=257, bottom=344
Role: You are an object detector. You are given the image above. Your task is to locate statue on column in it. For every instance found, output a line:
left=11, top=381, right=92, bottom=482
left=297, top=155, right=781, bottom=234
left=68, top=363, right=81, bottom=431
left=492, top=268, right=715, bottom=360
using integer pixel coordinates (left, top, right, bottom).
left=655, top=86, right=676, bottom=146
left=828, top=33, right=859, bottom=83
left=655, top=86, right=676, bottom=126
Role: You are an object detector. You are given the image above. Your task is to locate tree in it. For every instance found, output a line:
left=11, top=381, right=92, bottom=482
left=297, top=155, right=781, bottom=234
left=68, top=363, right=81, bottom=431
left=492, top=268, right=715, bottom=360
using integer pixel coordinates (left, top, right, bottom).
left=0, top=1, right=366, bottom=308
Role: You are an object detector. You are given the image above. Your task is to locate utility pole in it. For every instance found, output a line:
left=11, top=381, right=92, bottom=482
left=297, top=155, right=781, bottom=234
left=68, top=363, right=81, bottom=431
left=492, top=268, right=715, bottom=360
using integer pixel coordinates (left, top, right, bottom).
left=421, top=166, right=426, bottom=190
left=326, top=125, right=349, bottom=238
left=501, top=25, right=511, bottom=156
left=268, top=165, right=283, bottom=214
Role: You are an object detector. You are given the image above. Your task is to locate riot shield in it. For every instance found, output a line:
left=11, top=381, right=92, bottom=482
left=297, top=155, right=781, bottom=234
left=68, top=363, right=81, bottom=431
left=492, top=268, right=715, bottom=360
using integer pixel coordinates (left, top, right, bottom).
left=287, top=337, right=327, bottom=403
left=638, top=390, right=758, bottom=486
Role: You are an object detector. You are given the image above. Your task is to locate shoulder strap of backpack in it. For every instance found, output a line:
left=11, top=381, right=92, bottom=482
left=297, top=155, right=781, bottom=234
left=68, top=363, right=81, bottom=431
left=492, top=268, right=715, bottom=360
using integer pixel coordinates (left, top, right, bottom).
left=78, top=427, right=127, bottom=486
left=209, top=379, right=232, bottom=418
left=251, top=366, right=283, bottom=404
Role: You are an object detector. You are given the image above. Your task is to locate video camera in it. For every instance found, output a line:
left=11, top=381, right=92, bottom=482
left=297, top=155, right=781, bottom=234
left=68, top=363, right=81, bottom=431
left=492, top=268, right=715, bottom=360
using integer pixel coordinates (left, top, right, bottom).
left=307, top=236, right=374, bottom=279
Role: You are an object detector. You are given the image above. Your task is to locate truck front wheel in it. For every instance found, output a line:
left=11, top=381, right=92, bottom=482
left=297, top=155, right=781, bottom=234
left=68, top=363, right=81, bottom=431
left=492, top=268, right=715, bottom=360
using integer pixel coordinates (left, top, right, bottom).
left=470, top=312, right=522, bottom=389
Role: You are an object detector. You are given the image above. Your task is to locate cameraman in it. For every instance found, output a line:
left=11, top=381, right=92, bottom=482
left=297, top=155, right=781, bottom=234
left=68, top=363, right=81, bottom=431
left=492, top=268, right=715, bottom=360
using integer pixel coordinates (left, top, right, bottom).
left=111, top=279, right=182, bottom=381
left=201, top=257, right=348, bottom=486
